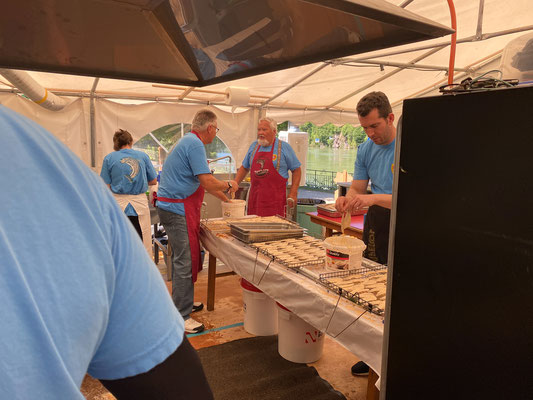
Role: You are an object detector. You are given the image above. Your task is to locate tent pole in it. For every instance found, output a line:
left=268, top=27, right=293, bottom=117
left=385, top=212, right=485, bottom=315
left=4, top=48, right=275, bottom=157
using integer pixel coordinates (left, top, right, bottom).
left=476, top=0, right=485, bottom=40
left=89, top=78, right=100, bottom=168
left=326, top=46, right=445, bottom=108
left=333, top=58, right=469, bottom=72
left=349, top=25, right=533, bottom=61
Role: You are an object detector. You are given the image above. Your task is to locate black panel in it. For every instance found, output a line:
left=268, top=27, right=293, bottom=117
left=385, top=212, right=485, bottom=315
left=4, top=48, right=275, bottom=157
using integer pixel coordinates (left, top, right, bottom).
left=385, top=86, right=533, bottom=399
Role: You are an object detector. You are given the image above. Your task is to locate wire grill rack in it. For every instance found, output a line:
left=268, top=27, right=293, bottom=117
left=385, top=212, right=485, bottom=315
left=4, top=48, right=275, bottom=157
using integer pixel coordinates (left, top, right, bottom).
left=319, top=264, right=388, bottom=316
left=249, top=236, right=326, bottom=269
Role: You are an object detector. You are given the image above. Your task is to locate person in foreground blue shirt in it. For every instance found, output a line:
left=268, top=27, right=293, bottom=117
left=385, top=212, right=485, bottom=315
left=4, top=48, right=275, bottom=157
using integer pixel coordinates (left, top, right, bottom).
left=0, top=106, right=213, bottom=399
left=100, top=129, right=157, bottom=255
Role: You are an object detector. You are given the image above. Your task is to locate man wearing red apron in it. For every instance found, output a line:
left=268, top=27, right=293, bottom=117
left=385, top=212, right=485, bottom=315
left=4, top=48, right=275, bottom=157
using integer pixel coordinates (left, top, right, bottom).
left=235, top=117, right=302, bottom=217
left=156, top=109, right=238, bottom=334
left=335, top=91, right=396, bottom=377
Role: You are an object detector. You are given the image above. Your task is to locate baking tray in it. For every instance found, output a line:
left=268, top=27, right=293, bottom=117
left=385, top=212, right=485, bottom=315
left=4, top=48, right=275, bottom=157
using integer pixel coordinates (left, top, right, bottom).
left=229, top=222, right=304, bottom=243
left=318, top=264, right=388, bottom=316
left=317, top=204, right=368, bottom=218
left=249, top=236, right=325, bottom=269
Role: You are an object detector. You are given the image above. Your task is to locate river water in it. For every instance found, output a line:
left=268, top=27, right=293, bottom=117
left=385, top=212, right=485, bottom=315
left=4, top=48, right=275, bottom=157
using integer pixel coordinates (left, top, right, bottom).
left=306, top=147, right=357, bottom=174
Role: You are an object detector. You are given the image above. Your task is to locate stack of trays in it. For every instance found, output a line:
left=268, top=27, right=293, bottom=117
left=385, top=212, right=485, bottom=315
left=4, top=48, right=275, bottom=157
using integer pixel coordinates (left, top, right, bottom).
left=229, top=222, right=304, bottom=243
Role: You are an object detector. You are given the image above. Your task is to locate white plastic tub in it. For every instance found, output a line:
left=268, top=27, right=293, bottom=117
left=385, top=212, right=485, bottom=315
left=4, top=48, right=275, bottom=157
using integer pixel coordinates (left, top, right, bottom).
left=323, top=235, right=366, bottom=271
left=222, top=199, right=246, bottom=219
left=277, top=303, right=324, bottom=363
left=241, top=279, right=278, bottom=336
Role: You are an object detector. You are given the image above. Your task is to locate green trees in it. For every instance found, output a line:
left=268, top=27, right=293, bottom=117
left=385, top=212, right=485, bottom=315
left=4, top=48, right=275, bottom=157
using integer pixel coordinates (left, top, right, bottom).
left=289, top=122, right=367, bottom=148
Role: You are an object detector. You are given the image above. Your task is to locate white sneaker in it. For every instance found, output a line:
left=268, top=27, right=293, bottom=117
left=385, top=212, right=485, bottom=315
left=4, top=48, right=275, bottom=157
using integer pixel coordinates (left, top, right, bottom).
left=184, top=317, right=205, bottom=334
left=192, top=302, right=204, bottom=313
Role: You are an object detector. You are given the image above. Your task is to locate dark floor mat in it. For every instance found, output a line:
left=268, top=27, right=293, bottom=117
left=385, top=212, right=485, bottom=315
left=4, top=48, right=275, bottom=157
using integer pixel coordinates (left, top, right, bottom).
left=197, top=335, right=346, bottom=400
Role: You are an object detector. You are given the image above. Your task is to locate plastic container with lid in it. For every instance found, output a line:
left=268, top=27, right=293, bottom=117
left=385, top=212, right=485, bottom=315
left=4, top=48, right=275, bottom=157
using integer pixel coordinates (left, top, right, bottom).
left=323, top=235, right=366, bottom=271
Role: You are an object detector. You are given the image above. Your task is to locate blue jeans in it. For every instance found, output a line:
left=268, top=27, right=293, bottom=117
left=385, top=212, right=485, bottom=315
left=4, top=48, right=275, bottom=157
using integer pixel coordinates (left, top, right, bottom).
left=157, top=208, right=194, bottom=320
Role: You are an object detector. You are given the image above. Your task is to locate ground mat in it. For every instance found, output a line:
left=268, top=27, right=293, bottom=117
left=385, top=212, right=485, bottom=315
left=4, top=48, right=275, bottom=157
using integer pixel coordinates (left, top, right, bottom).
left=197, top=335, right=346, bottom=400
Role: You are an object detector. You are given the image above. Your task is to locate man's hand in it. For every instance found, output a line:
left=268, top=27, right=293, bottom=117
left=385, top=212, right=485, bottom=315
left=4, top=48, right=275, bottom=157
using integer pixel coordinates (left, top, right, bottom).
left=345, top=194, right=371, bottom=212
left=287, top=194, right=297, bottom=205
left=336, top=194, right=372, bottom=213
left=227, top=180, right=239, bottom=193
left=335, top=196, right=349, bottom=213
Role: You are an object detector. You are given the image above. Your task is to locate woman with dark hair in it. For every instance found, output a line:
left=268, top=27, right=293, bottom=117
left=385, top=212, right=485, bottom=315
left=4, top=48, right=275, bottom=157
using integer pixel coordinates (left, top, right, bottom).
left=100, top=129, right=157, bottom=254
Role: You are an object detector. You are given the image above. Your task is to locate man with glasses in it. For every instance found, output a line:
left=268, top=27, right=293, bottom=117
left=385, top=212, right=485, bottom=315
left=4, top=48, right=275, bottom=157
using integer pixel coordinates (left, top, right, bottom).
left=157, top=109, right=238, bottom=334
left=335, top=91, right=396, bottom=376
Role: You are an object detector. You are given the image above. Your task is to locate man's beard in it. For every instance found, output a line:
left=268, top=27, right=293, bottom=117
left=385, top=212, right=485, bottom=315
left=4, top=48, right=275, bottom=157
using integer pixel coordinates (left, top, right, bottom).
left=257, top=138, right=270, bottom=147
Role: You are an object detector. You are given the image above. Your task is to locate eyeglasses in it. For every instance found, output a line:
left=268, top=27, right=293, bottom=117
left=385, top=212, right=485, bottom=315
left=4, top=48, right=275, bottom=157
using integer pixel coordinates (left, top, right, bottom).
left=210, top=125, right=220, bottom=133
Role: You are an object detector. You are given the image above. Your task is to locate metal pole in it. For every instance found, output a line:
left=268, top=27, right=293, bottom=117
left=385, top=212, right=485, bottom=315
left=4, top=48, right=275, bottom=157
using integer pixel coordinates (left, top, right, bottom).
left=89, top=77, right=99, bottom=168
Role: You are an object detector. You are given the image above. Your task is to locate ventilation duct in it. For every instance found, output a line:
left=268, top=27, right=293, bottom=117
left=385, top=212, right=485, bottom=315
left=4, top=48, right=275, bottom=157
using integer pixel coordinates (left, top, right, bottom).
left=0, top=69, right=67, bottom=111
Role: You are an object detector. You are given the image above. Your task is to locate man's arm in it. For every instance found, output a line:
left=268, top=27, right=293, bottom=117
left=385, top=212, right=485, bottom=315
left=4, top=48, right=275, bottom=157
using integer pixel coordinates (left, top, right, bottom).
left=207, top=189, right=230, bottom=203
left=197, top=173, right=238, bottom=194
left=234, top=165, right=249, bottom=185
left=288, top=167, right=301, bottom=204
left=336, top=179, right=392, bottom=212
left=148, top=178, right=157, bottom=186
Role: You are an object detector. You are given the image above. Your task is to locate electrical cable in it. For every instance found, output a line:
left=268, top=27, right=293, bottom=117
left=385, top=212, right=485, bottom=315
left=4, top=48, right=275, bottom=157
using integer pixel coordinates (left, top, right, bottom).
left=447, top=0, right=458, bottom=85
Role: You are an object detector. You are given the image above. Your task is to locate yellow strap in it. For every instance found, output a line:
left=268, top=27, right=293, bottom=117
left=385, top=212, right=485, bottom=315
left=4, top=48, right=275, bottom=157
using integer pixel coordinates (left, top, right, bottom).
left=276, top=138, right=282, bottom=172
left=35, top=89, right=48, bottom=104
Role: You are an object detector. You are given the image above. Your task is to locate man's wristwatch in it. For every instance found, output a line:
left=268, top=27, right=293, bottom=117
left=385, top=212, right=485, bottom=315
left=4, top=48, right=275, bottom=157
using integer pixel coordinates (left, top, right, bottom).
left=225, top=181, right=232, bottom=193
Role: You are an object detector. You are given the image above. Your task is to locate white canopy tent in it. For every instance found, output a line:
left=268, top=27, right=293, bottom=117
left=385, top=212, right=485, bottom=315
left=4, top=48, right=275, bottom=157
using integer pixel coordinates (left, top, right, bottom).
left=1, top=0, right=532, bottom=172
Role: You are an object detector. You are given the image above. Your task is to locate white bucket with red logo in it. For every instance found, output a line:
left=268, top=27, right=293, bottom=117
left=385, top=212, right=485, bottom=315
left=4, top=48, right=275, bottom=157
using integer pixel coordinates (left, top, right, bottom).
left=276, top=303, right=324, bottom=363
left=323, top=235, right=366, bottom=271
left=241, top=278, right=278, bottom=336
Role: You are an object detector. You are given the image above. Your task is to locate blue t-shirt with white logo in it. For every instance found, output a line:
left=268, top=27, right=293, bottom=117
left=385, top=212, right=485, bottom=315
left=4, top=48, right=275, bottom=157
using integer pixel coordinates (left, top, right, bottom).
left=354, top=138, right=395, bottom=194
left=0, top=105, right=184, bottom=399
left=242, top=138, right=301, bottom=179
left=100, top=148, right=156, bottom=216
left=157, top=133, right=211, bottom=216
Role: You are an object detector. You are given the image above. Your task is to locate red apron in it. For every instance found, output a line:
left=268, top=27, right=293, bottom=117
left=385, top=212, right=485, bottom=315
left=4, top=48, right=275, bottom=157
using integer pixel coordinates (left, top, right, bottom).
left=248, top=138, right=287, bottom=217
left=155, top=131, right=205, bottom=282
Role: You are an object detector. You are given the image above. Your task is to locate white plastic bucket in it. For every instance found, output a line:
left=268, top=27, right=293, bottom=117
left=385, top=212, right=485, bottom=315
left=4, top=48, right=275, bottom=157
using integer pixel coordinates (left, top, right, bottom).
left=323, top=235, right=366, bottom=271
left=221, top=199, right=246, bottom=219
left=277, top=303, right=324, bottom=363
left=241, top=279, right=278, bottom=336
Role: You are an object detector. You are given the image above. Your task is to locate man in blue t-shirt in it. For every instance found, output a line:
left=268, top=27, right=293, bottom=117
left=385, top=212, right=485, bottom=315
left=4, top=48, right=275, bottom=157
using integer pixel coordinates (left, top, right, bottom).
left=100, top=129, right=157, bottom=255
left=157, top=109, right=238, bottom=334
left=235, top=117, right=301, bottom=217
left=0, top=106, right=213, bottom=399
left=335, top=91, right=396, bottom=376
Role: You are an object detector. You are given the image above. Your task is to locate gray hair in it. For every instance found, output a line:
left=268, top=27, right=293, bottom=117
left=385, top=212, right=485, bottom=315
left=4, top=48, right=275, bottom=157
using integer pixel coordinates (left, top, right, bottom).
left=259, top=117, right=277, bottom=132
left=192, top=109, right=217, bottom=131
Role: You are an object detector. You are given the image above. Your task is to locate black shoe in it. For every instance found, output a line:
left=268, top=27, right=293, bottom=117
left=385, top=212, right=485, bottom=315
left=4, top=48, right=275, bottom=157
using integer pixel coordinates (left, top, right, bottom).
left=192, top=302, right=204, bottom=313
left=351, top=361, right=369, bottom=376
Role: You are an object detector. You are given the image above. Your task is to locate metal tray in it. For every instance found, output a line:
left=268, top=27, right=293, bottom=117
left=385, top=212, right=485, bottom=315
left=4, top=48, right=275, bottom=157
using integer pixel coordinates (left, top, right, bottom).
left=229, top=222, right=304, bottom=243
left=318, top=264, right=387, bottom=316
left=317, top=204, right=367, bottom=218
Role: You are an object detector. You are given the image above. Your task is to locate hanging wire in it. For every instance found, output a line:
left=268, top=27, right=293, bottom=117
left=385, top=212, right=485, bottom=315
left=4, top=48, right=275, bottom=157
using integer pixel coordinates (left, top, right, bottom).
left=256, top=257, right=274, bottom=286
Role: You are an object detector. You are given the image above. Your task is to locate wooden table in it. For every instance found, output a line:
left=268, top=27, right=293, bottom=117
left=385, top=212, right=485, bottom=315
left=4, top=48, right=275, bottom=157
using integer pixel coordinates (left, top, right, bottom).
left=306, top=211, right=365, bottom=239
left=199, top=227, right=383, bottom=399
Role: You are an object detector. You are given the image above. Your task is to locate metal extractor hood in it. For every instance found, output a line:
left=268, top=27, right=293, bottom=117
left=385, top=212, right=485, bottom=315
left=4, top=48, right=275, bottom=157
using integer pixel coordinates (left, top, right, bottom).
left=0, top=0, right=454, bottom=87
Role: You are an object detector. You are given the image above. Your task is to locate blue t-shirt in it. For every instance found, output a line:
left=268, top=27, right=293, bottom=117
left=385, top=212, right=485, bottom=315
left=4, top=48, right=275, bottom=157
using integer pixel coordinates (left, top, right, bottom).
left=0, top=106, right=184, bottom=399
left=354, top=138, right=395, bottom=194
left=157, top=133, right=211, bottom=216
left=100, top=148, right=157, bottom=216
left=242, top=138, right=301, bottom=179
